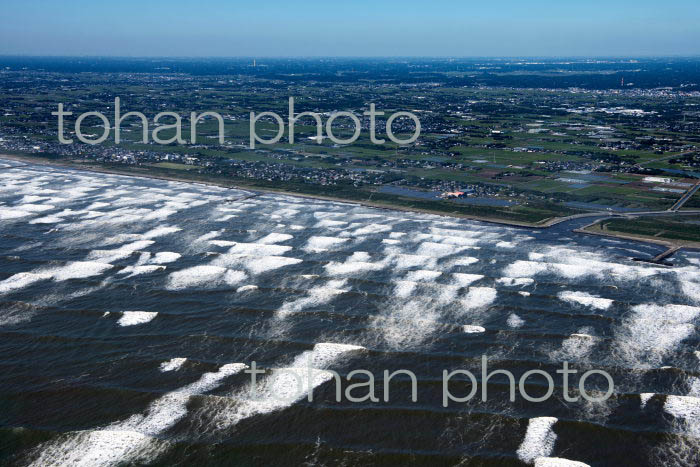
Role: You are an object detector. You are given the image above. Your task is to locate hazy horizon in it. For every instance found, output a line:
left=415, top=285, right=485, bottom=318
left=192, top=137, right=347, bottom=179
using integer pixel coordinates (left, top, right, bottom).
left=2, top=54, right=700, bottom=59
left=2, top=0, right=699, bottom=57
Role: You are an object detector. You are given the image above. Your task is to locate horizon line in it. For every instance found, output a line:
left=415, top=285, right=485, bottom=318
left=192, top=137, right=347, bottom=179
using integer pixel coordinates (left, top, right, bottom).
left=1, top=54, right=700, bottom=60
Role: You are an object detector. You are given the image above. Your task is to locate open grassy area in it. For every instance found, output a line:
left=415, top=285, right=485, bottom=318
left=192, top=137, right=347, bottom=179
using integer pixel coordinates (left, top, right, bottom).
left=152, top=162, right=194, bottom=170
left=586, top=215, right=700, bottom=245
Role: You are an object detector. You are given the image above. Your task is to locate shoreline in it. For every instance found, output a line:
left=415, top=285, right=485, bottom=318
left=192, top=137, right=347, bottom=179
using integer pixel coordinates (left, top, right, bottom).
left=575, top=220, right=700, bottom=250
left=0, top=153, right=578, bottom=228
left=3, top=153, right=699, bottom=256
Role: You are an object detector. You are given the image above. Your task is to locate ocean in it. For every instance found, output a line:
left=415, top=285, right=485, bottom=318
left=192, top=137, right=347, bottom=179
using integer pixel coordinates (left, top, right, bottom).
left=0, top=159, right=699, bottom=466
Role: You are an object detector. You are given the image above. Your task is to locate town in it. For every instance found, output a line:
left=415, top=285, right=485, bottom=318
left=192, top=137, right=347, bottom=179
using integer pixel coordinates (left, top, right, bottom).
left=1, top=57, right=699, bottom=228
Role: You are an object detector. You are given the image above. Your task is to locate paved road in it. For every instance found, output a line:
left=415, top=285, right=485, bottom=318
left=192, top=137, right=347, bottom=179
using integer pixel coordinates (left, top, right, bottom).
left=638, top=151, right=694, bottom=168
left=545, top=208, right=700, bottom=227
left=669, top=180, right=700, bottom=211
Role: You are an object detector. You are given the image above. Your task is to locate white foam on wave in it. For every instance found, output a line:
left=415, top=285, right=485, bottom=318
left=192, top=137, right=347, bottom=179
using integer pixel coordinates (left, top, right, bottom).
left=371, top=298, right=443, bottom=349
left=463, top=325, right=486, bottom=333
left=55, top=208, right=87, bottom=218
left=143, top=207, right=178, bottom=221
left=257, top=233, right=293, bottom=244
left=534, top=458, right=590, bottom=467
left=209, top=240, right=237, bottom=247
left=450, top=256, right=480, bottom=266
left=437, top=284, right=461, bottom=303
left=423, top=234, right=481, bottom=247
left=85, top=201, right=110, bottom=210
left=388, top=253, right=437, bottom=270
left=515, top=246, right=663, bottom=282
left=19, top=195, right=50, bottom=203
left=212, top=254, right=302, bottom=275
left=324, top=256, right=385, bottom=276
left=174, top=363, right=248, bottom=397
left=118, top=311, right=158, bottom=327
left=614, top=303, right=700, bottom=367
left=71, top=207, right=148, bottom=226
left=142, top=226, right=181, bottom=239
left=429, top=226, right=497, bottom=239
left=346, top=223, right=393, bottom=237
left=461, top=287, right=497, bottom=311
left=270, top=207, right=300, bottom=218
left=304, top=236, right=349, bottom=252
left=0, top=208, right=32, bottom=220
left=147, top=252, right=181, bottom=264
left=27, top=363, right=248, bottom=467
left=679, top=280, right=700, bottom=304
left=416, top=241, right=469, bottom=258
left=29, top=215, right=64, bottom=224
left=101, top=234, right=143, bottom=246
left=554, top=333, right=598, bottom=361
left=507, top=313, right=525, bottom=328
left=88, top=240, right=155, bottom=263
left=195, top=230, right=223, bottom=243
left=452, top=273, right=484, bottom=287
left=664, top=395, right=700, bottom=438
left=14, top=203, right=55, bottom=212
left=277, top=280, right=348, bottom=318
left=394, top=281, right=418, bottom=299
left=0, top=272, right=52, bottom=294
left=404, top=270, right=441, bottom=282
left=640, top=393, right=654, bottom=408
left=237, top=285, right=258, bottom=293
left=423, top=233, right=482, bottom=247
left=26, top=430, right=165, bottom=467
left=44, top=261, right=114, bottom=282
left=314, top=219, right=348, bottom=228
left=558, top=291, right=613, bottom=310
left=517, top=417, right=558, bottom=464
left=159, top=357, right=187, bottom=372
left=80, top=211, right=106, bottom=220
left=204, top=343, right=364, bottom=430
left=226, top=242, right=293, bottom=256
left=503, top=261, right=549, bottom=278
left=288, top=342, right=366, bottom=368
left=166, top=266, right=247, bottom=290
left=118, top=265, right=166, bottom=277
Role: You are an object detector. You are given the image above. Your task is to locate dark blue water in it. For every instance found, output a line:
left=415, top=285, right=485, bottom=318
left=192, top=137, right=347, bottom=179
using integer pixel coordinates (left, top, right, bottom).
left=1, top=160, right=699, bottom=466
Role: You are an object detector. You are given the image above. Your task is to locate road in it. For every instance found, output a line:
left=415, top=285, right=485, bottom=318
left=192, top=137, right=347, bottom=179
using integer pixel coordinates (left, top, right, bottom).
left=545, top=208, right=700, bottom=227
left=669, top=180, right=700, bottom=211
left=638, top=151, right=692, bottom=167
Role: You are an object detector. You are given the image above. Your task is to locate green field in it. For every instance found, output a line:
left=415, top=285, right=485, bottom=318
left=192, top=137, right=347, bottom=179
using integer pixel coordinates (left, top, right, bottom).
left=588, top=215, right=700, bottom=244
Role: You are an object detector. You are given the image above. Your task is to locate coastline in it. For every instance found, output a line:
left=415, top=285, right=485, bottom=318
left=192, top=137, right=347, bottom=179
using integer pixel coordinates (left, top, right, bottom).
left=575, top=219, right=700, bottom=250
left=0, top=153, right=579, bottom=228
left=3, top=153, right=699, bottom=256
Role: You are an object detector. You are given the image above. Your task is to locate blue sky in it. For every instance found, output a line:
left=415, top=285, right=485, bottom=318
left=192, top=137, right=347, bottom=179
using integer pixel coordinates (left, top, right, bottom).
left=1, top=0, right=698, bottom=57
